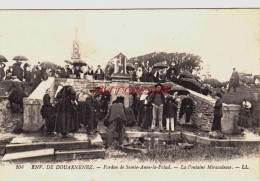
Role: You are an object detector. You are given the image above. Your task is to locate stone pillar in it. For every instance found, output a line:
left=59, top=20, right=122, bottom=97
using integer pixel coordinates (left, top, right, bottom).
left=23, top=77, right=55, bottom=132
left=221, top=104, right=241, bottom=134
left=23, top=98, right=44, bottom=132
left=110, top=78, right=131, bottom=108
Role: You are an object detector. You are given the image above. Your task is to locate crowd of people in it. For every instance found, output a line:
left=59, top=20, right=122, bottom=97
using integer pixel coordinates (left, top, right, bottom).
left=40, top=80, right=109, bottom=138
left=38, top=81, right=199, bottom=147
left=3, top=59, right=257, bottom=146
left=53, top=64, right=104, bottom=80
left=38, top=79, right=226, bottom=147
left=1, top=62, right=105, bottom=86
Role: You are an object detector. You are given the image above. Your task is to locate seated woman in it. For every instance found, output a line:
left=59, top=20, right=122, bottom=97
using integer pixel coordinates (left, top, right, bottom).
left=40, top=88, right=56, bottom=134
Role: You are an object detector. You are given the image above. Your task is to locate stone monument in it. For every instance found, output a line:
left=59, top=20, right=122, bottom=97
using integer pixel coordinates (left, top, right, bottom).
left=71, top=28, right=81, bottom=62
left=110, top=53, right=131, bottom=107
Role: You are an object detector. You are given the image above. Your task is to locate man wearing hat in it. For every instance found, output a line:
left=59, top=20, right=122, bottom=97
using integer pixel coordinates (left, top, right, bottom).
left=103, top=96, right=127, bottom=148
left=149, top=83, right=165, bottom=132
left=228, top=68, right=239, bottom=93
left=212, top=93, right=223, bottom=132
left=94, top=65, right=104, bottom=80
left=179, top=92, right=194, bottom=125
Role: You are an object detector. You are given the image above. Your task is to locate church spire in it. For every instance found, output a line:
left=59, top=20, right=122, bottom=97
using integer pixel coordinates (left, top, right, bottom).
left=71, top=28, right=81, bottom=61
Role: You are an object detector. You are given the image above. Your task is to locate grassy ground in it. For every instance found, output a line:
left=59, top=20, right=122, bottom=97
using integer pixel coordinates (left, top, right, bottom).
left=133, top=144, right=259, bottom=162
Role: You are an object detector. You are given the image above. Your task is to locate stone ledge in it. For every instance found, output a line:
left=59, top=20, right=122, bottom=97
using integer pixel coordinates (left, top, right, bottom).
left=100, top=131, right=182, bottom=141
left=55, top=148, right=105, bottom=161
left=2, top=148, right=54, bottom=162
left=223, top=104, right=241, bottom=111
left=182, top=131, right=260, bottom=147
left=118, top=145, right=147, bottom=154
left=89, top=134, right=104, bottom=148
left=45, top=141, right=91, bottom=150
left=6, top=143, right=45, bottom=153
left=23, top=98, right=42, bottom=105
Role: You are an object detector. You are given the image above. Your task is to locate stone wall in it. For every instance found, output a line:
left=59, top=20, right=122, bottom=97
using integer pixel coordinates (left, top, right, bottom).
left=54, top=78, right=112, bottom=95
left=189, top=91, right=215, bottom=131
left=185, top=89, right=241, bottom=134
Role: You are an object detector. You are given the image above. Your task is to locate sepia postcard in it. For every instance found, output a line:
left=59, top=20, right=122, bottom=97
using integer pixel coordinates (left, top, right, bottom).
left=0, top=8, right=259, bottom=180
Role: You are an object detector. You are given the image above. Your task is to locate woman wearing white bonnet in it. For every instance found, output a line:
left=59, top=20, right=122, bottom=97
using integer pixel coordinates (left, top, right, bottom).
left=237, top=98, right=252, bottom=128
left=55, top=78, right=79, bottom=138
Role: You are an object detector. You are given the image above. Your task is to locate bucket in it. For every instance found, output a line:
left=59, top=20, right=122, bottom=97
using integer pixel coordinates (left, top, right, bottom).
left=252, top=93, right=259, bottom=102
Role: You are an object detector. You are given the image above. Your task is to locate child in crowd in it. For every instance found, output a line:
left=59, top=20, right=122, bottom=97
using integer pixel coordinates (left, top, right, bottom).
left=165, top=93, right=178, bottom=132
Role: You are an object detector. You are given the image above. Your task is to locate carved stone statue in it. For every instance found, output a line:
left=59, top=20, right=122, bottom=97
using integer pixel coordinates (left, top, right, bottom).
left=71, top=40, right=80, bottom=60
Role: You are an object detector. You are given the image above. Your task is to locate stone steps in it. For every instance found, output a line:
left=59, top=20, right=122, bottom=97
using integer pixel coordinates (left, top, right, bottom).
left=6, top=133, right=104, bottom=154
left=55, top=148, right=105, bottom=161
left=2, top=148, right=54, bottom=162
left=1, top=133, right=105, bottom=162
left=2, top=148, right=105, bottom=162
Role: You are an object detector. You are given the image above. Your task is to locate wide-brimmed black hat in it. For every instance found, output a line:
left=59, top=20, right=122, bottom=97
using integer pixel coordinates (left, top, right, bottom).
left=116, top=96, right=125, bottom=104
left=215, top=93, right=222, bottom=98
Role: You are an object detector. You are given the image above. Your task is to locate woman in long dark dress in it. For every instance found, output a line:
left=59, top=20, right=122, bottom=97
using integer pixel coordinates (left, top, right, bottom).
left=6, top=76, right=26, bottom=112
left=55, top=83, right=79, bottom=138
left=40, top=89, right=55, bottom=133
left=139, top=90, right=153, bottom=130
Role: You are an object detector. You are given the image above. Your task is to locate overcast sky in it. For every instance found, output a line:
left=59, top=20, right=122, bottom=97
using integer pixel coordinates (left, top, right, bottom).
left=0, top=9, right=259, bottom=81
